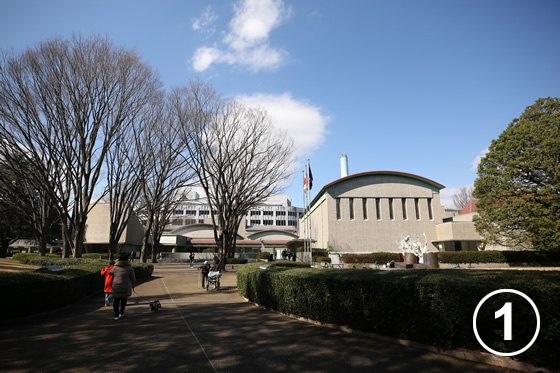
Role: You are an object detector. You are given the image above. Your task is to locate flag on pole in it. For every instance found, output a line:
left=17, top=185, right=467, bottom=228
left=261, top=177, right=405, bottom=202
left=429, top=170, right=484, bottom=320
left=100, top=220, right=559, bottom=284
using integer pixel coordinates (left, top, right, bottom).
left=308, top=163, right=313, bottom=190
left=303, top=166, right=309, bottom=192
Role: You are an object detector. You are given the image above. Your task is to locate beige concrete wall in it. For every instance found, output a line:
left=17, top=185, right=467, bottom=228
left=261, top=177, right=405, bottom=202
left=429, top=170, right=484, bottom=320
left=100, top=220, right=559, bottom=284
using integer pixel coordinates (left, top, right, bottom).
left=85, top=203, right=144, bottom=246
left=436, top=221, right=481, bottom=241
left=85, top=204, right=111, bottom=244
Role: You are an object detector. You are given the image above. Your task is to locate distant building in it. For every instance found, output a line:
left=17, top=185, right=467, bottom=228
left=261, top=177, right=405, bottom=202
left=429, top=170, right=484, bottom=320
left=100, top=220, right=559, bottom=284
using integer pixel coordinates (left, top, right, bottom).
left=160, top=218, right=302, bottom=256
left=168, top=188, right=303, bottom=231
left=83, top=203, right=144, bottom=253
left=301, top=168, right=453, bottom=254
left=434, top=199, right=511, bottom=251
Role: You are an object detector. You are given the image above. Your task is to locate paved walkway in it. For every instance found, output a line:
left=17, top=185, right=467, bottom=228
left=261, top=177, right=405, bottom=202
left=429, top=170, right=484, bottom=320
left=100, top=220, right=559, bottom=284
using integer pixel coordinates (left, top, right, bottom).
left=0, top=263, right=522, bottom=372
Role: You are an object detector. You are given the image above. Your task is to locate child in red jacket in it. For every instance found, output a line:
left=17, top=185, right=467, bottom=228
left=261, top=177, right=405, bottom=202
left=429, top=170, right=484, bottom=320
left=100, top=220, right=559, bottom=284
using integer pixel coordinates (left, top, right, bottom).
left=100, top=260, right=115, bottom=306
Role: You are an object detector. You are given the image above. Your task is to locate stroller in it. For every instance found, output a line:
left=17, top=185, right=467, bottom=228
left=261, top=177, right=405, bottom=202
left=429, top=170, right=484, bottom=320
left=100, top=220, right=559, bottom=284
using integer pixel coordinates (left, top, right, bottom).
left=207, top=271, right=222, bottom=290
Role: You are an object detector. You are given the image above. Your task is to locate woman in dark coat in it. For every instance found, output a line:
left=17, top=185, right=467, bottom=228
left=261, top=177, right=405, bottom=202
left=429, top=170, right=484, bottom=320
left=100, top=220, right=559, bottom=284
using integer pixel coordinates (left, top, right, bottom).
left=109, top=253, right=136, bottom=320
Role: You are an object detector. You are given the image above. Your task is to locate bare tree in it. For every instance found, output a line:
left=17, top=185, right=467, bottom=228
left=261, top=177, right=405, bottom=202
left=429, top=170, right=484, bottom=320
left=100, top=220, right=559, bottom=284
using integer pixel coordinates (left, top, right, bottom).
left=135, top=94, right=194, bottom=263
left=175, top=80, right=295, bottom=269
left=0, top=35, right=161, bottom=257
left=453, top=185, right=474, bottom=210
left=104, top=107, right=147, bottom=257
left=0, top=152, right=58, bottom=256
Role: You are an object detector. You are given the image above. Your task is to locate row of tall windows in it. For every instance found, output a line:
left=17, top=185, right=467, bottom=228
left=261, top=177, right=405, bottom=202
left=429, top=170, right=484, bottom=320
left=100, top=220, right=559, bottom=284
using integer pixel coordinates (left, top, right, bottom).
left=336, top=197, right=433, bottom=221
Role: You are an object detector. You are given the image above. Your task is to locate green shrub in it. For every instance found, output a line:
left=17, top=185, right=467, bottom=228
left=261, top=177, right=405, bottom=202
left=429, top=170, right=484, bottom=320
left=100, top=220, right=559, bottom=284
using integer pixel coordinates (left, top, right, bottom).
left=227, top=258, right=249, bottom=264
left=312, top=249, right=329, bottom=257
left=0, top=258, right=153, bottom=319
left=341, top=252, right=402, bottom=264
left=132, top=263, right=154, bottom=278
left=82, top=253, right=109, bottom=259
left=237, top=265, right=560, bottom=370
left=12, top=253, right=60, bottom=264
left=438, top=250, right=560, bottom=264
left=256, top=252, right=270, bottom=260
left=313, top=256, right=331, bottom=263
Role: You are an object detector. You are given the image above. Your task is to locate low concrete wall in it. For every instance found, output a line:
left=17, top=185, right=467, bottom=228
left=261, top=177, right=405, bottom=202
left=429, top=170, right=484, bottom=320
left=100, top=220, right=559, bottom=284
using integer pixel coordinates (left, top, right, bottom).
left=158, top=252, right=258, bottom=262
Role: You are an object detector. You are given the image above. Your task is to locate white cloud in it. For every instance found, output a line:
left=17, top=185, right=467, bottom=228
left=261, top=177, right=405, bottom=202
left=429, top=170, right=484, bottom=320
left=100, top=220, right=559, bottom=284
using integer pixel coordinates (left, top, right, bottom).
left=225, top=0, right=289, bottom=50
left=471, top=148, right=489, bottom=170
left=237, top=93, right=329, bottom=158
left=191, top=0, right=290, bottom=72
left=192, top=5, right=217, bottom=34
left=192, top=47, right=222, bottom=72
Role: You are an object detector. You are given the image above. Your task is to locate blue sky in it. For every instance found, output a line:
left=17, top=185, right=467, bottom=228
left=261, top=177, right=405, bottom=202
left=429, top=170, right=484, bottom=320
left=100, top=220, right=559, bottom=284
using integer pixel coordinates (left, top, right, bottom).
left=1, top=0, right=559, bottom=208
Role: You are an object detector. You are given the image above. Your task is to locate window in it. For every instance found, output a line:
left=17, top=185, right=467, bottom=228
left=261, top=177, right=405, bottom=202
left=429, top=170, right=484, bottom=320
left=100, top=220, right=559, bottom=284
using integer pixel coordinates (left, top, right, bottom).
left=200, top=210, right=209, bottom=216
left=402, top=198, right=407, bottom=220
left=250, top=220, right=260, bottom=225
left=276, top=211, right=286, bottom=216
left=349, top=198, right=354, bottom=220
left=251, top=211, right=260, bottom=216
left=276, top=220, right=286, bottom=226
left=375, top=198, right=381, bottom=220
left=415, top=198, right=420, bottom=220
left=263, top=211, right=273, bottom=216
left=336, top=198, right=341, bottom=220
left=288, top=220, right=298, bottom=226
left=288, top=211, right=297, bottom=217
left=389, top=198, right=394, bottom=220
left=263, top=220, right=273, bottom=225
left=428, top=198, right=433, bottom=220
left=173, top=209, right=183, bottom=215
left=185, top=210, right=196, bottom=215
left=362, top=198, right=368, bottom=220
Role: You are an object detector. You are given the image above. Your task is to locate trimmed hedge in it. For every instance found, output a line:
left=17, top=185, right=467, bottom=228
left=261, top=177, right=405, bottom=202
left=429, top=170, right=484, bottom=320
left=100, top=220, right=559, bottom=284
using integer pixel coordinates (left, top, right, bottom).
left=313, top=256, right=331, bottom=263
left=237, top=263, right=560, bottom=370
left=439, top=250, right=560, bottom=264
left=227, top=258, right=249, bottom=264
left=1, top=258, right=154, bottom=319
left=341, top=253, right=402, bottom=264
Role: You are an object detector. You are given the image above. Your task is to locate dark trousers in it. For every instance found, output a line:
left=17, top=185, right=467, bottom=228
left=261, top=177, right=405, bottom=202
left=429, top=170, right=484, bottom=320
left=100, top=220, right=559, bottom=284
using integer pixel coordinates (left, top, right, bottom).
left=113, top=297, right=128, bottom=317
left=201, top=274, right=208, bottom=288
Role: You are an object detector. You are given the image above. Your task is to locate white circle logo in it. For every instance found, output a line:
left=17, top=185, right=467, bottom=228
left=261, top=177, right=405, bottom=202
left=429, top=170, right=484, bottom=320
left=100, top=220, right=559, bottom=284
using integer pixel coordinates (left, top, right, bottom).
left=472, top=289, right=540, bottom=357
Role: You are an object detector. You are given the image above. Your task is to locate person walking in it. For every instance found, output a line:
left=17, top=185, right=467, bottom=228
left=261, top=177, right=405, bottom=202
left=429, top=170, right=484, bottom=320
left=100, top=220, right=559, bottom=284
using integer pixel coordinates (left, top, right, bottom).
left=189, top=252, right=195, bottom=268
left=212, top=255, right=221, bottom=271
left=199, top=260, right=211, bottom=290
left=100, top=260, right=115, bottom=306
left=109, top=253, right=136, bottom=320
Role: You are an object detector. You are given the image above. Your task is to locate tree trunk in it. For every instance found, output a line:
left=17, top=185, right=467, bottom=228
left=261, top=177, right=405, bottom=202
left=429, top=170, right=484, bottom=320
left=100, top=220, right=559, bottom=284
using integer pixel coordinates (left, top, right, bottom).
left=140, top=216, right=153, bottom=263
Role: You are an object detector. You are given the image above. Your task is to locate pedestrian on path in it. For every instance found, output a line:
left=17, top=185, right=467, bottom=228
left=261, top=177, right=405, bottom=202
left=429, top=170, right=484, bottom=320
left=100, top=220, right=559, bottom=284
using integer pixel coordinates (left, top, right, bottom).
left=189, top=252, right=195, bottom=268
left=199, top=260, right=211, bottom=289
left=100, top=260, right=115, bottom=306
left=212, top=255, right=221, bottom=271
left=109, top=253, right=136, bottom=320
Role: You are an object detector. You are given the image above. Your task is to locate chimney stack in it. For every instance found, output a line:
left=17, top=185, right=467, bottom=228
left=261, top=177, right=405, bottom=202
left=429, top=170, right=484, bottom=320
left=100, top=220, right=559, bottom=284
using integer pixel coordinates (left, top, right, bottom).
left=340, top=154, right=348, bottom=177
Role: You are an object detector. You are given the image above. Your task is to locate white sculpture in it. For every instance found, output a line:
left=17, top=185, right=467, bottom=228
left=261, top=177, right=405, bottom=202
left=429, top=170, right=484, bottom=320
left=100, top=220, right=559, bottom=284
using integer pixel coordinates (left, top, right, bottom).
left=397, top=233, right=428, bottom=263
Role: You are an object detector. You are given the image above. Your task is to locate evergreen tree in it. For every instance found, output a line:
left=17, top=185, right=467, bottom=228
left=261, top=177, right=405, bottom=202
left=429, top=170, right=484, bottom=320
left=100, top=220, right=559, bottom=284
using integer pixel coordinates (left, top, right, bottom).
left=473, top=97, right=560, bottom=251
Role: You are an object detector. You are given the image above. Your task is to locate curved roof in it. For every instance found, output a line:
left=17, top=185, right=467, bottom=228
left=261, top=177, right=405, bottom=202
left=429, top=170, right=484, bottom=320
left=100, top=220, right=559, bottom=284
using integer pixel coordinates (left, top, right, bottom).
left=326, top=171, right=444, bottom=190
left=309, top=170, right=445, bottom=209
left=167, top=223, right=214, bottom=235
left=247, top=230, right=299, bottom=239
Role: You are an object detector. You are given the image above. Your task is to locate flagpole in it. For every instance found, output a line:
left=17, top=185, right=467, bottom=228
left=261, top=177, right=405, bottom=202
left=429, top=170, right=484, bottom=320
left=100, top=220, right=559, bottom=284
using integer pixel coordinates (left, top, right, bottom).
left=302, top=169, right=306, bottom=263
left=307, top=158, right=313, bottom=264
